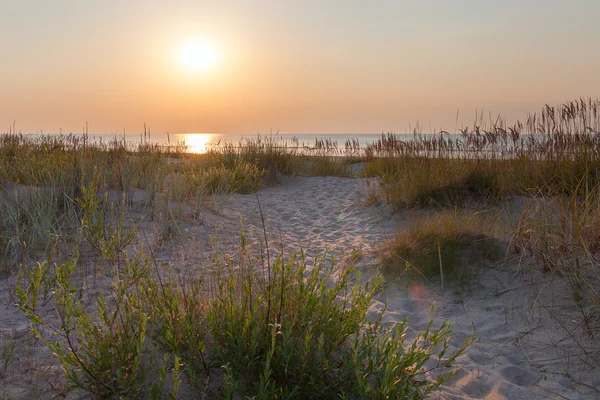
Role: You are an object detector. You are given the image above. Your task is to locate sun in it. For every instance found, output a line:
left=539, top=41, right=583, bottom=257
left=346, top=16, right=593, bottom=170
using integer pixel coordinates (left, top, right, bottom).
left=178, top=40, right=219, bottom=71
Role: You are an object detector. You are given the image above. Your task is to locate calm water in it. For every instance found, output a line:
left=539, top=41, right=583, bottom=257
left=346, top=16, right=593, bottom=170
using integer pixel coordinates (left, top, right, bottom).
left=25, top=131, right=557, bottom=155
left=32, top=132, right=416, bottom=154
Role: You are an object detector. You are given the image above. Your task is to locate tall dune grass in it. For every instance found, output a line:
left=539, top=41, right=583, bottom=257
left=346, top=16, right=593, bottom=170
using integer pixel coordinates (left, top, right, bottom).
left=365, top=98, right=600, bottom=209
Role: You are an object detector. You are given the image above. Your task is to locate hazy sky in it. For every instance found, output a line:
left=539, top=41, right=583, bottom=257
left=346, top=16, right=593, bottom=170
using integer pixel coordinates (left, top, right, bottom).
left=2, top=0, right=599, bottom=134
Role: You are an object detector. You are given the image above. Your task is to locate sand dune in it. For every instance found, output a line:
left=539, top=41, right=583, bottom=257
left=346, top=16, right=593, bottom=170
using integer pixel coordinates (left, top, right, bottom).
left=1, top=175, right=597, bottom=399
left=198, top=176, right=598, bottom=399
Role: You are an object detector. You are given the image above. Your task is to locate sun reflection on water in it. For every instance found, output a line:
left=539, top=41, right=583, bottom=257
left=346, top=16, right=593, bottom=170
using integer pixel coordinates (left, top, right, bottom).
left=180, top=133, right=220, bottom=153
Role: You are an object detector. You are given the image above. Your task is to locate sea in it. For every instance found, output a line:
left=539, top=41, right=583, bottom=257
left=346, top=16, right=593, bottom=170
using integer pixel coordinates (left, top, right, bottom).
left=27, top=132, right=422, bottom=154
left=21, top=130, right=567, bottom=156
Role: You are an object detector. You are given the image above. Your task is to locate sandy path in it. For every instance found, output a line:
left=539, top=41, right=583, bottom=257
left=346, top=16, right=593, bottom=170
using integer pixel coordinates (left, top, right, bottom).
left=216, top=176, right=400, bottom=261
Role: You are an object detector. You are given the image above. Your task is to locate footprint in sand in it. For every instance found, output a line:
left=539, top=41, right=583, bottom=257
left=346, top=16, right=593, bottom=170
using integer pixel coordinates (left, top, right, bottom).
left=499, top=365, right=540, bottom=387
left=461, top=376, right=493, bottom=398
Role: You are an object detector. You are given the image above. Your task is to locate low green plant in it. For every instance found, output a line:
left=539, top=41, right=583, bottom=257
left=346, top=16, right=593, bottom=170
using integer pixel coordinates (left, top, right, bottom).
left=78, top=170, right=136, bottom=263
left=15, top=229, right=472, bottom=398
left=207, top=251, right=472, bottom=398
left=136, top=261, right=210, bottom=388
left=16, top=256, right=158, bottom=399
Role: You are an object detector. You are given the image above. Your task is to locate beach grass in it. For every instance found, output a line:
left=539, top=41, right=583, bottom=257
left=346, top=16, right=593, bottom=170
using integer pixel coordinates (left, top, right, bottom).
left=381, top=211, right=505, bottom=288
left=364, top=157, right=505, bottom=209
left=508, top=189, right=600, bottom=336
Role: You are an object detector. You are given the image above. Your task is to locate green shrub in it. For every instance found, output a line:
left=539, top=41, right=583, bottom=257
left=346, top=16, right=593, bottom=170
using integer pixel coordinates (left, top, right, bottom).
left=136, top=264, right=210, bottom=388
left=78, top=171, right=136, bottom=263
left=207, top=252, right=472, bottom=399
left=16, top=258, right=157, bottom=399
left=17, top=245, right=472, bottom=399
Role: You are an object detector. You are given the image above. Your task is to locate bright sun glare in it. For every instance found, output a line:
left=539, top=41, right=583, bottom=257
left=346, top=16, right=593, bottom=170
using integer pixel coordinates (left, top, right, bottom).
left=178, top=41, right=219, bottom=71
left=182, top=133, right=215, bottom=153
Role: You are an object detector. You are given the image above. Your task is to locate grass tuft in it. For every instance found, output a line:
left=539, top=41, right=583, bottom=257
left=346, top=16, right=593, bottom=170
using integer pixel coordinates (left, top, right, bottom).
left=382, top=212, right=505, bottom=285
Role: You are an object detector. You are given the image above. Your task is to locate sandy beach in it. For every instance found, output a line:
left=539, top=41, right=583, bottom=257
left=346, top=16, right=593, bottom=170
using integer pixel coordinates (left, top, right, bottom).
left=2, top=174, right=598, bottom=399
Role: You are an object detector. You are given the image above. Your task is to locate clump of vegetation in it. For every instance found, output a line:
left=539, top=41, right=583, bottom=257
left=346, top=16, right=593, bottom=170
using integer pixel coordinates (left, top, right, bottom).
left=17, top=258, right=157, bottom=399
left=202, top=158, right=265, bottom=194
left=382, top=212, right=505, bottom=286
left=211, top=135, right=361, bottom=179
left=208, top=252, right=471, bottom=398
left=213, top=135, right=297, bottom=179
left=365, top=157, right=504, bottom=209
left=365, top=98, right=600, bottom=208
left=0, top=184, right=74, bottom=274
